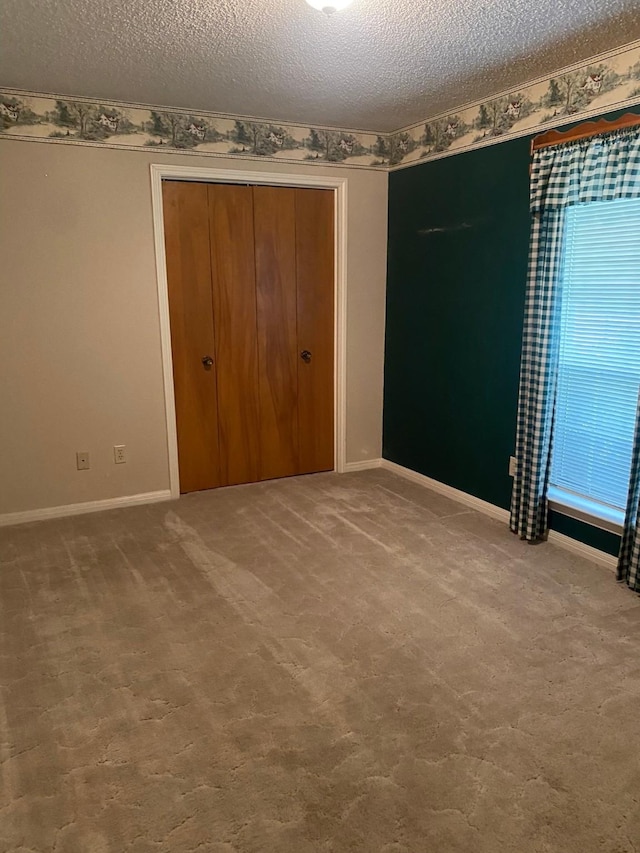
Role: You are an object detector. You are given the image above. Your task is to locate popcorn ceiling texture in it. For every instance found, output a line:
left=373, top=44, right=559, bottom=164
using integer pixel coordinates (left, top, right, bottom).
left=1, top=0, right=639, bottom=132
left=2, top=42, right=639, bottom=172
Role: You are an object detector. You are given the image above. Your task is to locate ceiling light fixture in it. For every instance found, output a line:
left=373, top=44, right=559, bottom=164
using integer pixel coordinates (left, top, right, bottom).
left=305, top=0, right=353, bottom=14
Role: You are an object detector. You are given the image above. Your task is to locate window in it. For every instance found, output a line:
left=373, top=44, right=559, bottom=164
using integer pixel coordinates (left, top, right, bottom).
left=549, top=196, right=640, bottom=530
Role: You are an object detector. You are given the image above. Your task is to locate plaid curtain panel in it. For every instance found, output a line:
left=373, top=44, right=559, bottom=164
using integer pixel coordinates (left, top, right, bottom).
left=511, top=126, right=640, bottom=545
left=509, top=208, right=563, bottom=540
left=618, top=392, right=640, bottom=593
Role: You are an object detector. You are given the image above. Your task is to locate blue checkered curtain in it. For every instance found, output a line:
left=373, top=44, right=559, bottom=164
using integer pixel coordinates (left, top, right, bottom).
left=618, top=392, right=640, bottom=593
left=510, top=126, right=640, bottom=543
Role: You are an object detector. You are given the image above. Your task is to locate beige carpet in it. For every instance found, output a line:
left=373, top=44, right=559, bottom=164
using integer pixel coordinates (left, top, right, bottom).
left=1, top=470, right=639, bottom=852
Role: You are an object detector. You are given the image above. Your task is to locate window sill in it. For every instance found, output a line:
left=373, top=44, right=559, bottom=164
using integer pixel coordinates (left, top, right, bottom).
left=548, top=486, right=624, bottom=535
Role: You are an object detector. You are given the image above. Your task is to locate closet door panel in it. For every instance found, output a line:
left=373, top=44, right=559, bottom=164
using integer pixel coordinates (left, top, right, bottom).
left=253, top=186, right=300, bottom=480
left=295, top=188, right=335, bottom=474
left=208, top=185, right=261, bottom=486
left=163, top=181, right=221, bottom=493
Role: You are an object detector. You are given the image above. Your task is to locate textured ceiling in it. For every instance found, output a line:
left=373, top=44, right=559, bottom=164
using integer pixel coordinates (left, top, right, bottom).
left=1, top=0, right=639, bottom=132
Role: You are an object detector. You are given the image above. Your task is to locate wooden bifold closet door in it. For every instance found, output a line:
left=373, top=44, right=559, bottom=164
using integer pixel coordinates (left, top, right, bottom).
left=163, top=180, right=334, bottom=494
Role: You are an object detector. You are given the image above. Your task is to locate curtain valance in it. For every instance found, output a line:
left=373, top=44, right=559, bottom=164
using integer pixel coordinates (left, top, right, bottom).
left=530, top=127, right=640, bottom=214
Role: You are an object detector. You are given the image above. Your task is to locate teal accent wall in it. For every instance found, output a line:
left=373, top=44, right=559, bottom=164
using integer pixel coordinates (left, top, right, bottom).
left=384, top=138, right=530, bottom=508
left=548, top=512, right=620, bottom=556
left=383, top=109, right=639, bottom=558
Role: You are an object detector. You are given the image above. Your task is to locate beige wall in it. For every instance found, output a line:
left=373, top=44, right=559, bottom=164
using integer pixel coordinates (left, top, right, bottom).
left=0, top=141, right=388, bottom=516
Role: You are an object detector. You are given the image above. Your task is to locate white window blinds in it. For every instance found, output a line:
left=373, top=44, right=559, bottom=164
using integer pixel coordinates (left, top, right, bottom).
left=550, top=196, right=640, bottom=519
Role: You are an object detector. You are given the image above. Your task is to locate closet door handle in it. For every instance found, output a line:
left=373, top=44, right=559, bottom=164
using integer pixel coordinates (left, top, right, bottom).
left=301, top=350, right=312, bottom=363
left=202, top=355, right=214, bottom=369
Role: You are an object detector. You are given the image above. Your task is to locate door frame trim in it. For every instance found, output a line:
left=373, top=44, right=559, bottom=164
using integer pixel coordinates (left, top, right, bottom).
left=150, top=163, right=348, bottom=498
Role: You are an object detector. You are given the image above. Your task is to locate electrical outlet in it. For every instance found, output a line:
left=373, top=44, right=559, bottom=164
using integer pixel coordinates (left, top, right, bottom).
left=76, top=452, right=90, bottom=471
left=114, top=445, right=126, bottom=464
left=509, top=455, right=516, bottom=477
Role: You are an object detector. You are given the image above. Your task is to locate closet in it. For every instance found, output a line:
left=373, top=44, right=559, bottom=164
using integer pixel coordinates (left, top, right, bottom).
left=162, top=181, right=334, bottom=493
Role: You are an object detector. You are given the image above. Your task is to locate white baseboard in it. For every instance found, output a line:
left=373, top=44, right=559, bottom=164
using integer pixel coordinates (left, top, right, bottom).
left=0, top=490, right=173, bottom=528
left=343, top=459, right=383, bottom=472
left=378, top=459, right=617, bottom=572
left=546, top=529, right=617, bottom=571
left=2, top=464, right=619, bottom=572
left=380, top=459, right=509, bottom=523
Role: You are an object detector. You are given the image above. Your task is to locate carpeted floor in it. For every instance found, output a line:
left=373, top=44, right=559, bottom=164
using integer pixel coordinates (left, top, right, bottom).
left=1, top=470, right=639, bottom=852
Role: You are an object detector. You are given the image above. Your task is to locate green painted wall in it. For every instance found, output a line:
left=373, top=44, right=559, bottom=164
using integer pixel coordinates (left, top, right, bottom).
left=384, top=137, right=529, bottom=507
left=383, top=110, right=639, bottom=558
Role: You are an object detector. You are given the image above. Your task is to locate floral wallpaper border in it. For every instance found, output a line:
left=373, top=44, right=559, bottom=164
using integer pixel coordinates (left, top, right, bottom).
left=1, top=41, right=639, bottom=171
left=385, top=41, right=640, bottom=169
